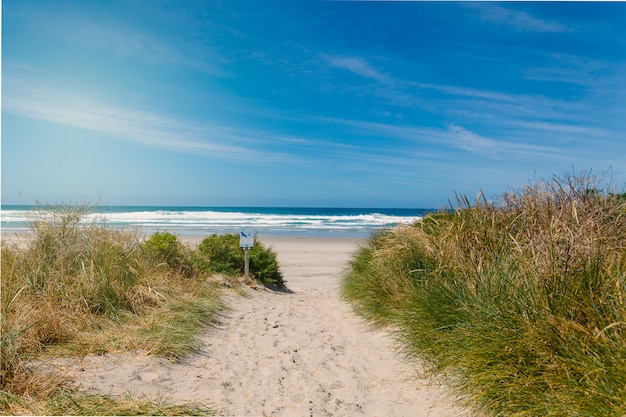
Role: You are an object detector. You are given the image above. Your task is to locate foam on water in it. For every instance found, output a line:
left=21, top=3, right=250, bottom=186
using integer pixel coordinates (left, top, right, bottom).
left=1, top=206, right=431, bottom=237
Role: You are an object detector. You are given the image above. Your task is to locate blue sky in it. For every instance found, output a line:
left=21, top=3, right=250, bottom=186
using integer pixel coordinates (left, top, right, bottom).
left=2, top=1, right=626, bottom=208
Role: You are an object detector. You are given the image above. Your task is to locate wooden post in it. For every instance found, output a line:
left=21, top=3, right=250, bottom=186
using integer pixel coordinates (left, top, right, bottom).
left=244, top=248, right=250, bottom=279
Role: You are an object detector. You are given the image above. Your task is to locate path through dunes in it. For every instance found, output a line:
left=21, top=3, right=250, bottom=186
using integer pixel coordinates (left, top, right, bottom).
left=50, top=237, right=471, bottom=416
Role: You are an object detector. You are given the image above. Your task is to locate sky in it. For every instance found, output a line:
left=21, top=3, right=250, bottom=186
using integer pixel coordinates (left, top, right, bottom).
left=2, top=1, right=626, bottom=208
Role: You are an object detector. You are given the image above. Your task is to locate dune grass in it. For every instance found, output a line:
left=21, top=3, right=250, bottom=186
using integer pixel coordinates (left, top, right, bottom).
left=0, top=388, right=212, bottom=416
left=0, top=203, right=223, bottom=415
left=342, top=172, right=626, bottom=416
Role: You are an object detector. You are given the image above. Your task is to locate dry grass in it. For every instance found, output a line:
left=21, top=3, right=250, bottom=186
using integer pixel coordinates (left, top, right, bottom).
left=1, top=203, right=221, bottom=415
left=342, top=171, right=626, bottom=416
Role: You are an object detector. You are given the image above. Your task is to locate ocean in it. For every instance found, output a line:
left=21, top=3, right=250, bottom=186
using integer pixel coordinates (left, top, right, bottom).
left=0, top=205, right=434, bottom=238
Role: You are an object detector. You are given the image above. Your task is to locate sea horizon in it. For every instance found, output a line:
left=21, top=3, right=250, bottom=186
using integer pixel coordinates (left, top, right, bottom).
left=1, top=205, right=436, bottom=238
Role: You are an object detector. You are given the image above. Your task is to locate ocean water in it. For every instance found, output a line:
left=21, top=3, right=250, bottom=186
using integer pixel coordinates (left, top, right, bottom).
left=1, top=205, right=433, bottom=238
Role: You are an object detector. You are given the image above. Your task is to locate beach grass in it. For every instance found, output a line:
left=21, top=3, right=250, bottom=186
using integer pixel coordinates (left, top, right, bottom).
left=0, top=202, right=226, bottom=415
left=342, top=171, right=626, bottom=416
left=0, top=388, right=213, bottom=416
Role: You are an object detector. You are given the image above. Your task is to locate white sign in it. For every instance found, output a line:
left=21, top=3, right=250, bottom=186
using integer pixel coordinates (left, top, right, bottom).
left=240, top=229, right=254, bottom=249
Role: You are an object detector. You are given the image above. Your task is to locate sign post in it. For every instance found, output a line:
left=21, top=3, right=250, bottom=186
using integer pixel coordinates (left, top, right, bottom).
left=240, top=229, right=254, bottom=279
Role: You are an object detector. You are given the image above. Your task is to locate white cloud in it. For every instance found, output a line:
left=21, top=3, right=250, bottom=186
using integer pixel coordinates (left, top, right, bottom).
left=413, top=82, right=518, bottom=103
left=316, top=116, right=563, bottom=159
left=322, top=55, right=394, bottom=84
left=30, top=8, right=224, bottom=76
left=523, top=53, right=624, bottom=93
left=320, top=52, right=619, bottom=137
left=321, top=55, right=566, bottom=115
left=448, top=124, right=498, bottom=155
left=466, top=4, right=570, bottom=33
left=445, top=124, right=570, bottom=159
left=503, top=120, right=606, bottom=137
left=2, top=78, right=294, bottom=163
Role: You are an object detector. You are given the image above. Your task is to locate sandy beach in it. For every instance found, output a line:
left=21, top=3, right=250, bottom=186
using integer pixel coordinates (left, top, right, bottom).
left=39, top=235, right=470, bottom=416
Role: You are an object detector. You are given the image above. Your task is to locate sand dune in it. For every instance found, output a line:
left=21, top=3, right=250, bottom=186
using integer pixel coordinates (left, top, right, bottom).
left=50, top=236, right=470, bottom=416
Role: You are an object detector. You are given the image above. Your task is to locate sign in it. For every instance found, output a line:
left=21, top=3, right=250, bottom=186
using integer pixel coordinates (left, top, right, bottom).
left=240, top=229, right=254, bottom=249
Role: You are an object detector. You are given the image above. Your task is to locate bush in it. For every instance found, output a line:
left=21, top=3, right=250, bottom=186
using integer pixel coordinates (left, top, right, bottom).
left=194, top=234, right=241, bottom=275
left=143, top=231, right=194, bottom=276
left=248, top=240, right=283, bottom=287
left=194, top=233, right=284, bottom=287
left=342, top=171, right=626, bottom=416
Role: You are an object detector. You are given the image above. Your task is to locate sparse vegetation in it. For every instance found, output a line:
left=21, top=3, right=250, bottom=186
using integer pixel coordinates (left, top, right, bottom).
left=0, top=202, right=284, bottom=415
left=342, top=171, right=626, bottom=416
left=194, top=233, right=284, bottom=287
left=0, top=388, right=213, bottom=416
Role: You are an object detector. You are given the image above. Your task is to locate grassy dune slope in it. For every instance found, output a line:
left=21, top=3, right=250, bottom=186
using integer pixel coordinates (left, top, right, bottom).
left=342, top=173, right=626, bottom=416
left=1, top=204, right=277, bottom=415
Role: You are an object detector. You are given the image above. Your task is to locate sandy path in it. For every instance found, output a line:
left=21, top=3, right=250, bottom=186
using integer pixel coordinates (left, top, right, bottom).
left=53, top=236, right=469, bottom=416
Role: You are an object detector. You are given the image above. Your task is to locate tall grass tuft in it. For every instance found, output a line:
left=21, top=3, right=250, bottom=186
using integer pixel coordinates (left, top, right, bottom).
left=342, top=171, right=626, bottom=416
left=1, top=203, right=220, bottom=415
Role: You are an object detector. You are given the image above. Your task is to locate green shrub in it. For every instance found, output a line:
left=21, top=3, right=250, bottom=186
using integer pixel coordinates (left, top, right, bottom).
left=143, top=232, right=194, bottom=277
left=194, top=234, right=284, bottom=287
left=194, top=234, right=241, bottom=275
left=248, top=239, right=283, bottom=286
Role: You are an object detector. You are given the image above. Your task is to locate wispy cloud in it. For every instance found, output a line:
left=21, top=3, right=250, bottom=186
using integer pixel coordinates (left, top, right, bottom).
left=322, top=48, right=623, bottom=122
left=316, top=116, right=563, bottom=160
left=5, top=75, right=456, bottom=176
left=318, top=48, right=625, bottom=173
left=322, top=54, right=394, bottom=84
left=4, top=76, right=489, bottom=183
left=502, top=120, right=607, bottom=138
left=412, top=82, right=518, bottom=103
left=523, top=53, right=623, bottom=90
left=321, top=54, right=578, bottom=117
left=27, top=7, right=224, bottom=76
left=2, top=77, right=296, bottom=164
left=447, top=124, right=499, bottom=155
left=466, top=4, right=570, bottom=33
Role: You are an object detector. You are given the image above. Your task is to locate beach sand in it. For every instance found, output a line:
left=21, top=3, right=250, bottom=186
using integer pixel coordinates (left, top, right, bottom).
left=41, top=236, right=471, bottom=416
